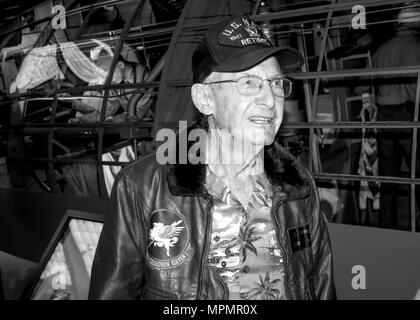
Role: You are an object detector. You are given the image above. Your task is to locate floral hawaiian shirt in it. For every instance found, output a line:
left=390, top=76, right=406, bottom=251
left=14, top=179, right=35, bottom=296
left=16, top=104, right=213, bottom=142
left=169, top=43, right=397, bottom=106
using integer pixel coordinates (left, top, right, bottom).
left=206, top=170, right=286, bottom=300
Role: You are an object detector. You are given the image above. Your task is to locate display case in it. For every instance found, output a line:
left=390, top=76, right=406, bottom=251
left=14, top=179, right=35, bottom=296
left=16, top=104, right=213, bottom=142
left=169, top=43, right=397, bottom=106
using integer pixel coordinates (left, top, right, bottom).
left=21, top=209, right=104, bottom=300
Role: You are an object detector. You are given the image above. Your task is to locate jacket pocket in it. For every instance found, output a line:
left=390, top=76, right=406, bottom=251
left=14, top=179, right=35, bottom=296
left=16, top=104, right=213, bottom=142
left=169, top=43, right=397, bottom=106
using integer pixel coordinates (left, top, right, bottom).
left=142, top=286, right=178, bottom=300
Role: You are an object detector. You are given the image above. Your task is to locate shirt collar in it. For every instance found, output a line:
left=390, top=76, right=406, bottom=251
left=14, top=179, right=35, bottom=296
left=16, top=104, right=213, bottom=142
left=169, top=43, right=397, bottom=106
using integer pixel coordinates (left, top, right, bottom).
left=205, top=165, right=272, bottom=209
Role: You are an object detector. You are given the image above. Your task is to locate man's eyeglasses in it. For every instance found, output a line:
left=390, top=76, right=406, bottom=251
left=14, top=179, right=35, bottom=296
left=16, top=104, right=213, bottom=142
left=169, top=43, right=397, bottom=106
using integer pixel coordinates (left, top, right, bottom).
left=203, top=75, right=293, bottom=98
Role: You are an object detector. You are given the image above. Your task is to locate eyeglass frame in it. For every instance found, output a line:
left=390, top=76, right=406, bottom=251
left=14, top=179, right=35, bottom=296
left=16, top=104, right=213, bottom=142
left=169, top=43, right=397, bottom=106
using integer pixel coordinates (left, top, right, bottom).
left=203, top=75, right=293, bottom=98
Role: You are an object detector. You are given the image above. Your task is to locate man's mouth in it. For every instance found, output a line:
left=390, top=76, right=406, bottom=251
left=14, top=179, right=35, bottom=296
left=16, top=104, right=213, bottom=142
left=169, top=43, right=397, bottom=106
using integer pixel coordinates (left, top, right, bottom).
left=247, top=116, right=273, bottom=124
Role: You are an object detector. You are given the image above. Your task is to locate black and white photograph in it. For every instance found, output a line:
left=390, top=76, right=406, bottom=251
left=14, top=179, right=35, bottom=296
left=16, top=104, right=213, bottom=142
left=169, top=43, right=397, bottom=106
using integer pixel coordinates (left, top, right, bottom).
left=0, top=0, right=420, bottom=307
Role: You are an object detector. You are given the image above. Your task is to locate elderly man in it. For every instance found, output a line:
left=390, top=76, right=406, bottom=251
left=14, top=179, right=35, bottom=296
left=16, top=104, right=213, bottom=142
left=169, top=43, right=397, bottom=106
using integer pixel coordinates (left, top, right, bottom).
left=89, top=15, right=336, bottom=300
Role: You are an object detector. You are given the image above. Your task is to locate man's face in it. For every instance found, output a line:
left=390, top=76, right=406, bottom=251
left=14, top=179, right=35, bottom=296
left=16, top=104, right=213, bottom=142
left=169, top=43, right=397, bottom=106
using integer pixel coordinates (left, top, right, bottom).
left=207, top=57, right=285, bottom=147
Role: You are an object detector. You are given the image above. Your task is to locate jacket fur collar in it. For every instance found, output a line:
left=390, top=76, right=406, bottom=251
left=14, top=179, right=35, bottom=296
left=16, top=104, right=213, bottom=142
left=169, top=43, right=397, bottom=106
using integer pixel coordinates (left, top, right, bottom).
left=165, top=120, right=310, bottom=202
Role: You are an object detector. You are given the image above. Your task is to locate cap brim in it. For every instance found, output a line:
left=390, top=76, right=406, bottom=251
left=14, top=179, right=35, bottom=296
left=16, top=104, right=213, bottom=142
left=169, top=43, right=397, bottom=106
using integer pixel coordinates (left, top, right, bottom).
left=212, top=46, right=304, bottom=74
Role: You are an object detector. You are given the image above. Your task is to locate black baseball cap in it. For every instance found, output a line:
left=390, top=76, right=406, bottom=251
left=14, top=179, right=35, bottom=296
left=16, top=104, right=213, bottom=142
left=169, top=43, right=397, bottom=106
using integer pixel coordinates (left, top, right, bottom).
left=192, top=15, right=304, bottom=83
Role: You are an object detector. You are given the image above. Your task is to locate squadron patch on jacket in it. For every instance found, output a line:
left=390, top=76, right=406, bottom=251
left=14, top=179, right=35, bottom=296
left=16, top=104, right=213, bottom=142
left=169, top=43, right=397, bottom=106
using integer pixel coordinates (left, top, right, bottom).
left=288, top=223, right=312, bottom=253
left=146, top=209, right=193, bottom=270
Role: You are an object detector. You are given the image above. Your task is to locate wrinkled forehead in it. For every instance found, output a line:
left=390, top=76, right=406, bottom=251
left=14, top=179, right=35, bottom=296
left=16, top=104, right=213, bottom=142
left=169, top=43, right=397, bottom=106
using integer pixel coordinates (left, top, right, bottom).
left=208, top=56, right=283, bottom=81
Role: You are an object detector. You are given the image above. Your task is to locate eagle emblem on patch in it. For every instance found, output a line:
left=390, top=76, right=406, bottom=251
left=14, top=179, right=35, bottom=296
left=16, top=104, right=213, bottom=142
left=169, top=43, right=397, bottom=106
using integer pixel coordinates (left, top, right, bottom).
left=149, top=220, right=184, bottom=257
left=146, top=209, right=193, bottom=270
left=242, top=17, right=260, bottom=37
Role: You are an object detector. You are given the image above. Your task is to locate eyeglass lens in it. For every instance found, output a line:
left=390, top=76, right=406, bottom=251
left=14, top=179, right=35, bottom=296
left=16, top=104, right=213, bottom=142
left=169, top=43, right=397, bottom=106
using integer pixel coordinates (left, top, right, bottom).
left=238, top=77, right=292, bottom=97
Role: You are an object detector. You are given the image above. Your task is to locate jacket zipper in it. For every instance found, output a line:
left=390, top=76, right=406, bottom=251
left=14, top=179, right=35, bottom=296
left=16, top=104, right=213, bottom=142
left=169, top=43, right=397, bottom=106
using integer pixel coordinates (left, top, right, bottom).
left=209, top=265, right=229, bottom=299
left=197, top=195, right=229, bottom=299
left=271, top=198, right=293, bottom=300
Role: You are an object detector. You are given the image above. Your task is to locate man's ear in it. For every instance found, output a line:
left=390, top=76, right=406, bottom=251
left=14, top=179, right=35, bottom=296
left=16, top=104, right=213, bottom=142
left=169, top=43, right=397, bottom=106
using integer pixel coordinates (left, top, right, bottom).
left=191, top=83, right=214, bottom=116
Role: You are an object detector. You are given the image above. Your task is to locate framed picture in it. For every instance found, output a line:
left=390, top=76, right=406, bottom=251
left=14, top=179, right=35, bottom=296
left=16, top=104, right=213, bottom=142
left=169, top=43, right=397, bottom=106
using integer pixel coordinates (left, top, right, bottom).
left=21, top=210, right=104, bottom=300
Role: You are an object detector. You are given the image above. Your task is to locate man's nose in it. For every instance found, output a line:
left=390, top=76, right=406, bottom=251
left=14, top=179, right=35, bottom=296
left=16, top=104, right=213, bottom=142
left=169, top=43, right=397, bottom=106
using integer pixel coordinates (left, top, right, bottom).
left=256, top=81, right=276, bottom=109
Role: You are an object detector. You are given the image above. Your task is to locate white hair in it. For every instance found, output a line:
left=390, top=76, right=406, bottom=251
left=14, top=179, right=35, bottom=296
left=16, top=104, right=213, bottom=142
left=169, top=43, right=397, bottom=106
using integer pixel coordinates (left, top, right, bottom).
left=203, top=72, right=222, bottom=83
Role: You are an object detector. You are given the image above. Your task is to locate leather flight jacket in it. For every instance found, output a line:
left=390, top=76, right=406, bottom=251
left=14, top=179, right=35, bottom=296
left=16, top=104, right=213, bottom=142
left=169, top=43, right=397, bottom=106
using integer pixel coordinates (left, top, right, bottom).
left=89, top=141, right=336, bottom=300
